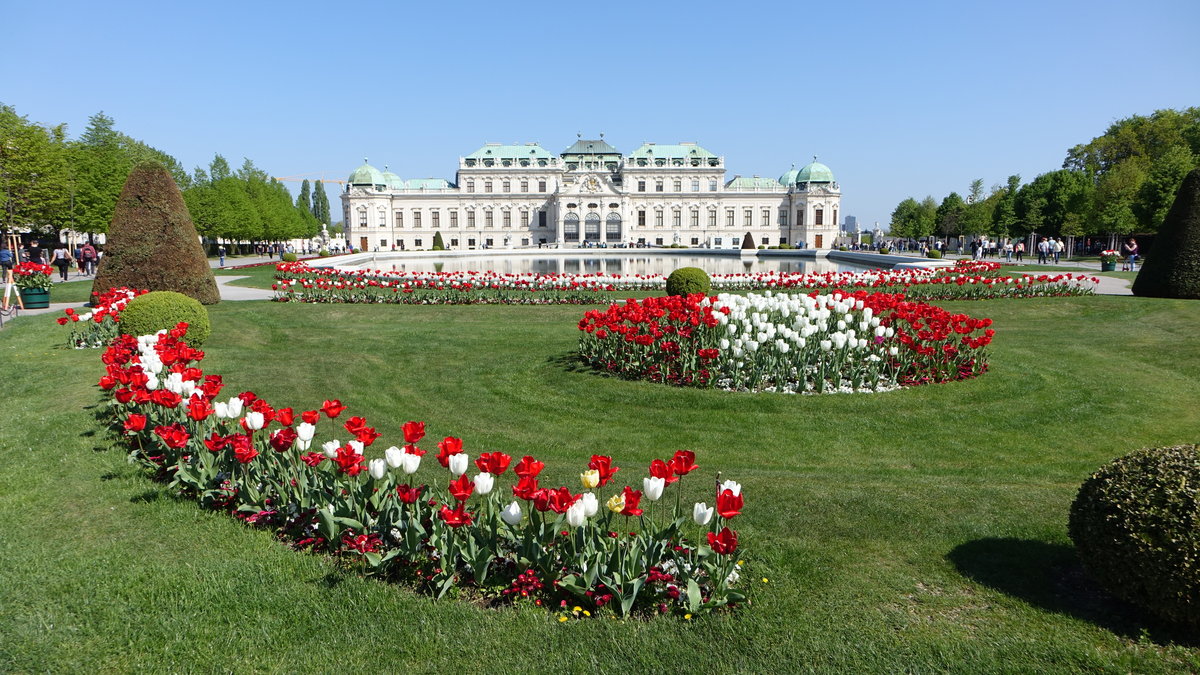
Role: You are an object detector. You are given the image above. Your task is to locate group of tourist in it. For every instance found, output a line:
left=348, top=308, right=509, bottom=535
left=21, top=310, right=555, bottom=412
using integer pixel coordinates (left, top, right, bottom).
left=5, top=238, right=103, bottom=282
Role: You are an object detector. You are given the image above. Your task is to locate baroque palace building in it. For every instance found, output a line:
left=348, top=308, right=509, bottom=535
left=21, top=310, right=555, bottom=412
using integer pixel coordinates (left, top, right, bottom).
left=341, top=137, right=841, bottom=251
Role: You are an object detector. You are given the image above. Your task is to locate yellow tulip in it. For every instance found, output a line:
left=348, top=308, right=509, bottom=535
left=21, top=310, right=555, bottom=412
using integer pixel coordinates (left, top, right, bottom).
left=580, top=469, right=600, bottom=489
left=606, top=493, right=625, bottom=514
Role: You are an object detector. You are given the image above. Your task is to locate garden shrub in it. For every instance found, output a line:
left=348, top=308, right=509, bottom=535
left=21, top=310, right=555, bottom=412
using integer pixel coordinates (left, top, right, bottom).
left=1133, top=167, right=1200, bottom=299
left=1068, top=444, right=1200, bottom=630
left=741, top=233, right=756, bottom=249
left=119, top=290, right=212, bottom=347
left=319, top=249, right=330, bottom=257
left=927, top=249, right=944, bottom=259
left=93, top=161, right=220, bottom=305
left=432, top=231, right=445, bottom=251
left=282, top=252, right=298, bottom=263
left=665, top=267, right=711, bottom=296
left=879, top=247, right=891, bottom=254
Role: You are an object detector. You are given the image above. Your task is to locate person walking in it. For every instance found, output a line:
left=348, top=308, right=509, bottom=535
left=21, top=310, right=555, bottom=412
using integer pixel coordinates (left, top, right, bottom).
left=218, top=245, right=226, bottom=267
left=50, top=242, right=72, bottom=282
left=1121, top=237, right=1139, bottom=271
left=1003, top=240, right=1013, bottom=262
left=1014, top=240, right=1025, bottom=262
left=1037, top=237, right=1049, bottom=264
left=1052, top=238, right=1063, bottom=264
left=80, top=242, right=97, bottom=275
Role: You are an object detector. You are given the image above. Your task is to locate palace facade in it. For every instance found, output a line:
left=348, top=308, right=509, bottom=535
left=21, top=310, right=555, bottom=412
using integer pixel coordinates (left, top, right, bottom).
left=341, top=138, right=841, bottom=251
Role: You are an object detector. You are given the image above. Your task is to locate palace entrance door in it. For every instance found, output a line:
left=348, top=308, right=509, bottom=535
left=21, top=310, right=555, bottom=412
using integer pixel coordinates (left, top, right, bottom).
left=814, top=234, right=823, bottom=249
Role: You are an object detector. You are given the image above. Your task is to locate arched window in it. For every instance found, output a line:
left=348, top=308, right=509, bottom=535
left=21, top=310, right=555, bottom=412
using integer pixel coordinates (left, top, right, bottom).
left=564, top=212, right=580, bottom=239
left=605, top=213, right=622, bottom=242
left=584, top=212, right=601, bottom=242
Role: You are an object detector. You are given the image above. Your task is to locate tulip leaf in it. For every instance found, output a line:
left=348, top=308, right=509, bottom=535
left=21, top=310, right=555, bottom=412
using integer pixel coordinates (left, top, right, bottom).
left=618, top=578, right=645, bottom=616
left=686, top=578, right=702, bottom=612
left=363, top=552, right=382, bottom=568
left=333, top=516, right=364, bottom=530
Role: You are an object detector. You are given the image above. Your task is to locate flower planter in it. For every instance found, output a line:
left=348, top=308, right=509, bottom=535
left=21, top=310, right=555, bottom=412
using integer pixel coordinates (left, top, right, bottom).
left=1100, top=261, right=1117, bottom=272
left=19, top=287, right=50, bottom=309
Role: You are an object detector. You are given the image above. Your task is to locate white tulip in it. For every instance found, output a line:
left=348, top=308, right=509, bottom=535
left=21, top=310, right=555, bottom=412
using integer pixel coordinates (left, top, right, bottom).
left=474, top=472, right=495, bottom=495
left=566, top=500, right=588, bottom=528
left=448, top=453, right=469, bottom=476
left=580, top=492, right=598, bottom=517
left=296, top=438, right=311, bottom=451
left=226, top=397, right=244, bottom=418
left=719, top=479, right=742, bottom=496
left=322, top=439, right=340, bottom=458
left=297, top=422, right=316, bottom=442
left=369, top=458, right=387, bottom=480
left=400, top=452, right=421, bottom=475
left=145, top=375, right=160, bottom=391
left=348, top=440, right=364, bottom=455
left=500, top=501, right=523, bottom=525
left=643, top=476, right=665, bottom=501
left=214, top=401, right=229, bottom=419
left=244, top=411, right=265, bottom=431
left=384, top=445, right=404, bottom=468
left=693, top=502, right=714, bottom=525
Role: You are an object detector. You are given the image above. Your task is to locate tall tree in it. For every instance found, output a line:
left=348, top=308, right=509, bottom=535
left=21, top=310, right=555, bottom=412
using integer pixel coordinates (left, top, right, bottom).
left=991, top=175, right=1021, bottom=236
left=209, top=154, right=232, bottom=181
left=1093, top=161, right=1145, bottom=235
left=1136, top=145, right=1198, bottom=230
left=961, top=179, right=992, bottom=235
left=297, top=179, right=313, bottom=217
left=312, top=180, right=331, bottom=226
left=0, top=105, right=71, bottom=232
left=936, top=192, right=966, bottom=239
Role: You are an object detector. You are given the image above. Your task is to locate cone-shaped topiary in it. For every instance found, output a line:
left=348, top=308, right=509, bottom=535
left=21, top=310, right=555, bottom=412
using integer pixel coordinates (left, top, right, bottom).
left=741, top=233, right=756, bottom=249
left=93, top=161, right=220, bottom=304
left=665, top=267, right=711, bottom=296
left=432, top=231, right=445, bottom=251
left=1068, top=444, right=1200, bottom=631
left=1133, top=167, right=1200, bottom=299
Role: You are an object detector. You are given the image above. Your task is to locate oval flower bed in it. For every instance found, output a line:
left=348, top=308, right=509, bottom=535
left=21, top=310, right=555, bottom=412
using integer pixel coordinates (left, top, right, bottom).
left=97, top=326, right=747, bottom=617
left=57, top=287, right=148, bottom=348
left=577, top=291, right=993, bottom=392
left=271, top=260, right=1095, bottom=305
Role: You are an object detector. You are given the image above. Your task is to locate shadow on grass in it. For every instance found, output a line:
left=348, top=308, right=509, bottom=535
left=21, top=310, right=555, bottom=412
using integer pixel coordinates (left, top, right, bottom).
left=948, top=538, right=1196, bottom=646
left=546, top=351, right=591, bottom=375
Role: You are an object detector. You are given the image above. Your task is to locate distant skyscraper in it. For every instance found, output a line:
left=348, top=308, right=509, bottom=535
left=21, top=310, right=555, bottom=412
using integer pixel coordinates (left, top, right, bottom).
left=843, top=215, right=858, bottom=233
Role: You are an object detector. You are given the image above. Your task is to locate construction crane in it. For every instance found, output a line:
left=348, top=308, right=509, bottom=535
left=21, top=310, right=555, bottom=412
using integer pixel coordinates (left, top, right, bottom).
left=275, top=172, right=346, bottom=185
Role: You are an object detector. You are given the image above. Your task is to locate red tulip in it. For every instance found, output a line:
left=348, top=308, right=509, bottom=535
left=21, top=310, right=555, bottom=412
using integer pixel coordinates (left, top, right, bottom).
left=716, top=488, right=743, bottom=520
left=300, top=409, right=320, bottom=425
left=154, top=423, right=190, bottom=449
left=270, top=427, right=298, bottom=452
left=321, top=399, right=346, bottom=418
left=588, top=455, right=619, bottom=486
left=649, top=459, right=679, bottom=485
left=448, top=473, right=475, bottom=502
left=343, top=416, right=368, bottom=434
left=669, top=450, right=698, bottom=476
left=354, top=426, right=381, bottom=447
left=396, top=484, right=423, bottom=504
left=275, top=407, right=294, bottom=426
left=436, top=436, right=463, bottom=468
left=514, top=455, right=545, bottom=478
left=150, top=389, right=182, bottom=409
left=402, top=421, right=426, bottom=444
left=300, top=452, right=325, bottom=467
left=233, top=443, right=258, bottom=464
left=124, top=413, right=147, bottom=433
left=204, top=433, right=228, bottom=453
left=439, top=503, right=474, bottom=528
left=403, top=442, right=426, bottom=457
left=333, top=445, right=365, bottom=476
left=707, top=527, right=738, bottom=555
left=512, top=475, right=540, bottom=500
left=620, top=486, right=643, bottom=517
left=114, top=388, right=134, bottom=404
left=475, top=451, right=512, bottom=475
left=187, top=397, right=214, bottom=422
left=547, top=487, right=581, bottom=514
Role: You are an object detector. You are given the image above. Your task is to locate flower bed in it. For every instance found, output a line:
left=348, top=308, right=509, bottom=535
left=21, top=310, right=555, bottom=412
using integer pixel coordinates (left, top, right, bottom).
left=96, top=326, right=748, bottom=617
left=271, top=260, right=1096, bottom=305
left=57, top=287, right=148, bottom=348
left=577, top=290, right=993, bottom=392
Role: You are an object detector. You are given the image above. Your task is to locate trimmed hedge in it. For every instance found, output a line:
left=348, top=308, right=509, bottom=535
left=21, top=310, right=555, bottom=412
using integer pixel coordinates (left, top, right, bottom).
left=927, top=249, right=944, bottom=259
left=119, top=291, right=212, bottom=347
left=1133, top=167, right=1200, bottom=299
left=282, top=252, right=298, bottom=263
left=1068, top=444, right=1200, bottom=630
left=665, top=267, right=711, bottom=297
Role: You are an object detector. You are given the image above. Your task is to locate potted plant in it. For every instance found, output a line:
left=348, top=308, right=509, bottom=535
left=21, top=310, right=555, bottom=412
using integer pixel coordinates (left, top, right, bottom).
left=13, top=262, right=54, bottom=308
left=1098, top=249, right=1120, bottom=272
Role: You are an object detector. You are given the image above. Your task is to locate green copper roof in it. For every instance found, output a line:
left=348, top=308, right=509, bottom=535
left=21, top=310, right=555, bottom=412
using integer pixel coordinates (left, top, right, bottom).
left=382, top=169, right=404, bottom=190
left=348, top=159, right=386, bottom=186
left=726, top=175, right=784, bottom=190
left=778, top=167, right=801, bottom=185
left=465, top=143, right=553, bottom=160
left=628, top=143, right=716, bottom=159
left=794, top=157, right=835, bottom=183
left=404, top=178, right=454, bottom=190
left=561, top=138, right=621, bottom=155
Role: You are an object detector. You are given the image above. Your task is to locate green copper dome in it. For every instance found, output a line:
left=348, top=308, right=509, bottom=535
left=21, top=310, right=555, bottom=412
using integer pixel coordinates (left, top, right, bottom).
left=381, top=168, right=404, bottom=190
left=778, top=167, right=801, bottom=185
left=348, top=159, right=386, bottom=187
left=795, top=157, right=834, bottom=183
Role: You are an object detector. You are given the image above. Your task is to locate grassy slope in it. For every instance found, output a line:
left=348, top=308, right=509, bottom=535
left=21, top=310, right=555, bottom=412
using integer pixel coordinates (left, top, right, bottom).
left=1, top=296, right=1198, bottom=672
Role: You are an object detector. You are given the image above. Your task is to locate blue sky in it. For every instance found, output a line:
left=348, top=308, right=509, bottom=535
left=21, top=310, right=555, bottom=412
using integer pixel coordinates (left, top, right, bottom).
left=2, top=0, right=1197, bottom=229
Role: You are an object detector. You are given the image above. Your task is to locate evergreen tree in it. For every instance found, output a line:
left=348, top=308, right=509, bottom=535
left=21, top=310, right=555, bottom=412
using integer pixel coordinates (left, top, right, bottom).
left=936, top=192, right=966, bottom=239
left=1136, top=145, right=1198, bottom=230
left=93, top=161, right=219, bottom=304
left=432, top=231, right=445, bottom=250
left=297, top=179, right=313, bottom=217
left=1132, top=167, right=1200, bottom=299
left=991, top=175, right=1021, bottom=236
left=312, top=180, right=331, bottom=225
left=0, top=104, right=71, bottom=233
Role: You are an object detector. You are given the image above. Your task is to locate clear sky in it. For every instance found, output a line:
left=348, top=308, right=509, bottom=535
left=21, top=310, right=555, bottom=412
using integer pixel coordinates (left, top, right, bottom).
left=2, top=0, right=1197, bottom=229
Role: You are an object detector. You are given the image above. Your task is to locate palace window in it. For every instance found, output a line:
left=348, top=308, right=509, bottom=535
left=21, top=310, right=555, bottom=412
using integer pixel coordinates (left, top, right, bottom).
left=637, top=210, right=646, bottom=227
left=415, top=238, right=423, bottom=248
left=485, top=210, right=494, bottom=227
left=780, top=209, right=788, bottom=226
left=379, top=239, right=387, bottom=247
left=503, top=210, right=511, bottom=228
left=358, top=209, right=367, bottom=226
left=520, top=180, right=528, bottom=192
left=395, top=211, right=403, bottom=228
left=538, top=180, right=546, bottom=192
left=655, top=181, right=663, bottom=192
left=708, top=210, right=717, bottom=227
left=762, top=237, right=770, bottom=245
left=486, top=238, right=493, bottom=247
left=672, top=210, right=681, bottom=227
left=432, top=211, right=440, bottom=228
left=520, top=209, right=529, bottom=227
left=502, top=181, right=510, bottom=192
left=691, top=179, right=699, bottom=192
left=833, top=208, right=838, bottom=226
left=744, top=209, right=752, bottom=226
left=673, top=179, right=682, bottom=192
left=815, top=209, right=824, bottom=226
left=451, top=238, right=459, bottom=246
left=638, top=180, right=646, bottom=192
left=709, top=179, right=718, bottom=191
left=450, top=210, right=458, bottom=228
left=467, top=210, right=476, bottom=227
left=690, top=209, right=699, bottom=227
left=538, top=211, right=547, bottom=227
left=726, top=209, right=734, bottom=227
left=484, top=181, right=493, bottom=193
left=466, top=180, right=475, bottom=193
left=378, top=209, right=387, bottom=226
left=762, top=209, right=770, bottom=226
left=655, top=210, right=664, bottom=227
left=797, top=209, right=805, bottom=226
left=691, top=237, right=699, bottom=245
left=413, top=211, right=422, bottom=228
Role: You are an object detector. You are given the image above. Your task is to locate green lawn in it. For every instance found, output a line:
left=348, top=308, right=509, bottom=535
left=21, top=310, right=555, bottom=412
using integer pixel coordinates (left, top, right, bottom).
left=1, top=295, right=1198, bottom=672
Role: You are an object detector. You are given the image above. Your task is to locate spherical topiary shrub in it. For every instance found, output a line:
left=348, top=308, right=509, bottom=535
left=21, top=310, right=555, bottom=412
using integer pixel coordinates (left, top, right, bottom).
left=927, top=249, right=944, bottom=259
left=665, top=267, right=711, bottom=297
left=1068, top=444, right=1200, bottom=630
left=119, top=290, right=212, bottom=347
left=282, top=252, right=298, bottom=262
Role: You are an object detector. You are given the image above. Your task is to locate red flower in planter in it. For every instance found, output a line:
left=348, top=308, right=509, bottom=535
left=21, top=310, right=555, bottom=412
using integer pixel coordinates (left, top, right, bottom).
left=512, top=475, right=540, bottom=501
left=300, top=452, right=325, bottom=467
left=124, top=413, right=147, bottom=433
left=620, top=486, right=643, bottom=517
left=275, top=407, right=294, bottom=427
left=154, top=423, right=190, bottom=449
left=343, top=416, right=368, bottom=435
left=187, top=396, right=214, bottom=422
left=707, top=527, right=738, bottom=555
left=300, top=409, right=320, bottom=425
left=270, top=427, right=298, bottom=452
left=396, top=484, right=423, bottom=504
left=204, top=433, right=228, bottom=452
left=333, top=445, right=365, bottom=476
left=649, top=459, right=679, bottom=485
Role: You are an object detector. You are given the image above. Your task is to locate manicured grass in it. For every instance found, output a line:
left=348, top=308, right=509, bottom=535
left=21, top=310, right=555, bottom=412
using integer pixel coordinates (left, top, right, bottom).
left=1, top=296, right=1199, bottom=671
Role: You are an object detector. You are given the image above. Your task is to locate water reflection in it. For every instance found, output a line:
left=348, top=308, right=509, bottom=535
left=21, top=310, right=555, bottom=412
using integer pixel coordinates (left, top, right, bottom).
left=341, top=255, right=872, bottom=276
